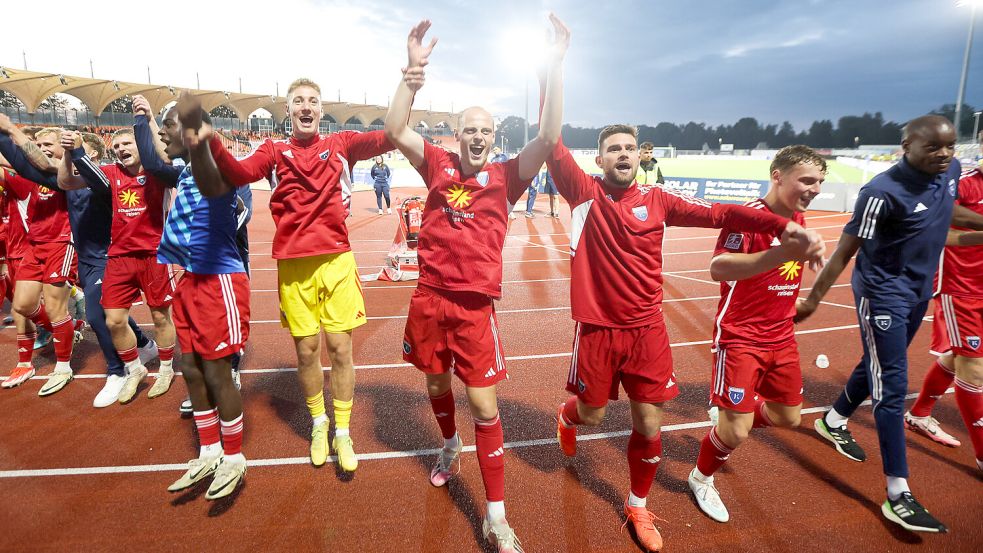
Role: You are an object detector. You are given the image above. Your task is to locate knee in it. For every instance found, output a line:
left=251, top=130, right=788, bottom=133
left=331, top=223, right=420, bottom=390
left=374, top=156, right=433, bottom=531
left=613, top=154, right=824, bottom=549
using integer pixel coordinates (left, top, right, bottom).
left=181, top=359, right=204, bottom=386
left=426, top=377, right=451, bottom=398
left=956, top=359, right=983, bottom=386
left=776, top=408, right=802, bottom=428
left=718, top=424, right=750, bottom=446
left=579, top=405, right=606, bottom=426
left=150, top=310, right=171, bottom=327
left=471, top=402, right=499, bottom=421
left=203, top=367, right=229, bottom=391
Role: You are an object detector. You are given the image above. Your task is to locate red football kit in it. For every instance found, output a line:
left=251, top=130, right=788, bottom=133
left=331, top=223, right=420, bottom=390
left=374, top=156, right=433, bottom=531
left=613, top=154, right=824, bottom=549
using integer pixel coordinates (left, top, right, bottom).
left=401, top=141, right=531, bottom=386
left=546, top=142, right=789, bottom=406
left=932, top=167, right=983, bottom=358
left=2, top=169, right=75, bottom=284
left=91, top=163, right=174, bottom=309
left=710, top=200, right=806, bottom=412
left=210, top=131, right=392, bottom=259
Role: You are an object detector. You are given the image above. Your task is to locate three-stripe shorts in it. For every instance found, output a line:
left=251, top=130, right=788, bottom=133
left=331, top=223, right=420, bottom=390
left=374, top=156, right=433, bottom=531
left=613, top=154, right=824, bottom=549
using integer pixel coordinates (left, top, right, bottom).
left=172, top=271, right=250, bottom=360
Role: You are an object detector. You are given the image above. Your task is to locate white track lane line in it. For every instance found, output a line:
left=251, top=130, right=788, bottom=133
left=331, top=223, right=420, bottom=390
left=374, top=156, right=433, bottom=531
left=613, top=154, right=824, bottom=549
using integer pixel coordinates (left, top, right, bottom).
left=0, top=390, right=943, bottom=479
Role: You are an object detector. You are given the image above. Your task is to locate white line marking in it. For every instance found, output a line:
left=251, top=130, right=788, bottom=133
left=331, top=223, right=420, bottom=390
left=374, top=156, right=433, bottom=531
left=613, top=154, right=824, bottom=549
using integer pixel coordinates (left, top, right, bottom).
left=0, top=390, right=938, bottom=479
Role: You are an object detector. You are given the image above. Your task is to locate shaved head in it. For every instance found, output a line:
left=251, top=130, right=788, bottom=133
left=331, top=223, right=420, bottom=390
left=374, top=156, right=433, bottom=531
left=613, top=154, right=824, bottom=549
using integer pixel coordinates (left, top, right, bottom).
left=457, top=106, right=494, bottom=132
left=454, top=106, right=496, bottom=174
left=902, top=115, right=954, bottom=141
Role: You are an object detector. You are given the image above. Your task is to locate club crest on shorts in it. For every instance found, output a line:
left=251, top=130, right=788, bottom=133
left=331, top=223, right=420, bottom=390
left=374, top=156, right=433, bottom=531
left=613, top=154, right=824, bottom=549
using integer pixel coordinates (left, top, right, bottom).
left=873, top=314, right=892, bottom=331
left=476, top=172, right=489, bottom=187
left=728, top=386, right=745, bottom=405
left=632, top=206, right=648, bottom=222
left=136, top=176, right=146, bottom=185
left=319, top=148, right=330, bottom=160
left=402, top=340, right=412, bottom=355
left=967, top=336, right=981, bottom=350
left=724, top=233, right=743, bottom=250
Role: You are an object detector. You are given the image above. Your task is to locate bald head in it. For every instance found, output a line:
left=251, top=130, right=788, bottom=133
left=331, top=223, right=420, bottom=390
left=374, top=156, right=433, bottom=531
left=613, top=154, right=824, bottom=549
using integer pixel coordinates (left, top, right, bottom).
left=902, top=115, right=954, bottom=142
left=457, top=106, right=494, bottom=132
left=455, top=106, right=496, bottom=174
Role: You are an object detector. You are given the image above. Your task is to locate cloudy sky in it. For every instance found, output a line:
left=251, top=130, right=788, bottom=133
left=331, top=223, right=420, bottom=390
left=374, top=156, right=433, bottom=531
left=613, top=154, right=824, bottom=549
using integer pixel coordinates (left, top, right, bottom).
left=1, top=0, right=980, bottom=130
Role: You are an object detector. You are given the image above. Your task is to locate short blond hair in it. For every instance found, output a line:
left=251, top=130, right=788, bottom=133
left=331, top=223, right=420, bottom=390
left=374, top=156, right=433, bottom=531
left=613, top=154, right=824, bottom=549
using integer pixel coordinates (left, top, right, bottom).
left=111, top=128, right=134, bottom=142
left=770, top=145, right=827, bottom=175
left=34, top=127, right=62, bottom=141
left=82, top=132, right=106, bottom=160
left=287, top=78, right=321, bottom=98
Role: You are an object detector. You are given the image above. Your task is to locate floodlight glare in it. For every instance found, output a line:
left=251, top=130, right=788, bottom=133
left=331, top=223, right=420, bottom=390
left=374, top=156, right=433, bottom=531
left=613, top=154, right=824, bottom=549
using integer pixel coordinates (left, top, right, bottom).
left=956, top=0, right=983, bottom=7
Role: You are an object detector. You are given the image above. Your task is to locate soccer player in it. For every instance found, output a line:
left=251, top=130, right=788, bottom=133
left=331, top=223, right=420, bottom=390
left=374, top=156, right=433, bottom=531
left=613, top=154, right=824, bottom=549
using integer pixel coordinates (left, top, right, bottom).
left=546, top=118, right=823, bottom=549
left=64, top=125, right=177, bottom=405
left=210, top=78, right=393, bottom=472
left=686, top=145, right=826, bottom=523
left=384, top=16, right=568, bottom=553
left=907, top=140, right=983, bottom=471
left=0, top=164, right=37, bottom=389
left=0, top=123, right=80, bottom=395
left=160, top=93, right=250, bottom=500
left=797, top=115, right=983, bottom=533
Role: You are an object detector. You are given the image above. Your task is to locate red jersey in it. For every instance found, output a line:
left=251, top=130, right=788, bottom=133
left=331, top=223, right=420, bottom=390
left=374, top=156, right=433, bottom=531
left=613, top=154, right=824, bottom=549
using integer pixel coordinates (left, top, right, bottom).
left=95, top=164, right=170, bottom=256
left=2, top=168, right=71, bottom=245
left=546, top=142, right=789, bottom=328
left=0, top=177, right=29, bottom=260
left=937, top=167, right=983, bottom=297
left=712, top=199, right=805, bottom=350
left=212, top=131, right=391, bottom=259
left=414, top=141, right=531, bottom=298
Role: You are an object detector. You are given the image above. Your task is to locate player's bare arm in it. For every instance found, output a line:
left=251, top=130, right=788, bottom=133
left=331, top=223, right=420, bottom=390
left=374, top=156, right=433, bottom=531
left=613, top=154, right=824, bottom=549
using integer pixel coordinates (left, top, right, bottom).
left=384, top=20, right=437, bottom=168
left=132, top=95, right=171, bottom=163
left=516, top=12, right=569, bottom=180
left=0, top=114, right=53, bottom=173
left=946, top=229, right=983, bottom=246
left=56, top=131, right=88, bottom=191
left=710, top=229, right=822, bottom=282
left=952, top=203, right=983, bottom=230
left=794, top=232, right=861, bottom=322
left=177, top=92, right=232, bottom=198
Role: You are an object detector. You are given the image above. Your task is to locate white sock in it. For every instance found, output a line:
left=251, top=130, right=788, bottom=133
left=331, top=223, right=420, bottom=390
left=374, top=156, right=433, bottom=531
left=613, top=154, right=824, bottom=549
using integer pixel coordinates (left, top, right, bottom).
left=54, top=361, right=72, bottom=373
left=159, top=359, right=174, bottom=374
left=692, top=468, right=713, bottom=483
left=486, top=501, right=506, bottom=522
left=627, top=491, right=647, bottom=508
left=16, top=362, right=31, bottom=368
left=312, top=414, right=328, bottom=426
left=824, top=408, right=849, bottom=429
left=200, top=442, right=223, bottom=458
left=224, top=452, right=246, bottom=464
left=886, top=476, right=910, bottom=500
left=444, top=433, right=461, bottom=451
left=124, top=359, right=144, bottom=375
left=335, top=427, right=350, bottom=437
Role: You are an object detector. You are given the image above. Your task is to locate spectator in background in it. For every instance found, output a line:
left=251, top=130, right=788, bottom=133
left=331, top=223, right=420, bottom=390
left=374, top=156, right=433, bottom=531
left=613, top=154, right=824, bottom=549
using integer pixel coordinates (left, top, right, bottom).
left=490, top=146, right=508, bottom=164
left=539, top=164, right=560, bottom=218
left=371, top=155, right=392, bottom=215
left=638, top=141, right=665, bottom=185
left=525, top=167, right=541, bottom=218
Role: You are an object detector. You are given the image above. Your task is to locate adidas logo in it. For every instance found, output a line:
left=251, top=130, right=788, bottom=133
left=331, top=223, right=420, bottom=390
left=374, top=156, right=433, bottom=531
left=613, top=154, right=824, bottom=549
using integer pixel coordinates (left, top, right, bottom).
left=913, top=202, right=928, bottom=213
left=215, top=341, right=229, bottom=351
left=283, top=150, right=294, bottom=158
left=435, top=412, right=450, bottom=418
left=665, top=378, right=675, bottom=389
left=487, top=447, right=504, bottom=458
left=355, top=311, right=365, bottom=319
left=484, top=367, right=497, bottom=378
left=973, top=417, right=983, bottom=428
left=49, top=272, right=59, bottom=278
left=17, top=347, right=27, bottom=353
left=892, top=504, right=913, bottom=517
left=715, top=455, right=731, bottom=461
left=95, top=279, right=102, bottom=285
left=641, top=456, right=661, bottom=464
left=770, top=237, right=781, bottom=247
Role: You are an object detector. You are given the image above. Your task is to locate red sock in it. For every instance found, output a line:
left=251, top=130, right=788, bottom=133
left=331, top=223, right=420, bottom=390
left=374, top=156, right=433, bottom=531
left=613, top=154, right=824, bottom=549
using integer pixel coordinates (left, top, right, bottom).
left=474, top=414, right=505, bottom=502
left=220, top=414, right=244, bottom=456
left=696, top=426, right=735, bottom=477
left=428, top=389, right=457, bottom=440
left=911, top=359, right=955, bottom=417
left=117, top=346, right=139, bottom=364
left=158, top=345, right=174, bottom=362
left=27, top=304, right=53, bottom=332
left=627, top=430, right=662, bottom=499
left=752, top=401, right=773, bottom=429
left=954, top=378, right=983, bottom=462
left=560, top=396, right=582, bottom=426
left=51, top=316, right=74, bottom=363
left=193, top=408, right=221, bottom=447
left=16, top=332, right=35, bottom=364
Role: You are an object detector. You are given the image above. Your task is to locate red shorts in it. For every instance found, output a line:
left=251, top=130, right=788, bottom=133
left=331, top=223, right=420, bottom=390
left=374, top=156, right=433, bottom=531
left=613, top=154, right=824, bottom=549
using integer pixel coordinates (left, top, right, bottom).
left=172, top=272, right=250, bottom=360
left=566, top=320, right=678, bottom=407
left=17, top=242, right=77, bottom=284
left=402, top=285, right=507, bottom=388
left=710, top=343, right=802, bottom=412
left=933, top=294, right=983, bottom=358
left=101, top=254, right=175, bottom=309
left=4, top=257, right=21, bottom=285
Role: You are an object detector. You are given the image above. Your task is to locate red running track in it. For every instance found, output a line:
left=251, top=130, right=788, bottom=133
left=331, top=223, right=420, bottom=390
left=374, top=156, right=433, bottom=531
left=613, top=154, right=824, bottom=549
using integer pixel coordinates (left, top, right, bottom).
left=0, top=189, right=979, bottom=552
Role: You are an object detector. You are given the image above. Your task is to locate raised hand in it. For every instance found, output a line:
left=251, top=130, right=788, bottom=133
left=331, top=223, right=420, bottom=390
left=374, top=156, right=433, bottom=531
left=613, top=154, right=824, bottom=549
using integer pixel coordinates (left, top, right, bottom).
left=544, top=12, right=571, bottom=66
left=793, top=297, right=816, bottom=323
left=60, top=131, right=81, bottom=151
left=176, top=91, right=204, bottom=149
left=405, top=20, right=437, bottom=70
left=0, top=114, right=14, bottom=135
left=132, top=95, right=152, bottom=118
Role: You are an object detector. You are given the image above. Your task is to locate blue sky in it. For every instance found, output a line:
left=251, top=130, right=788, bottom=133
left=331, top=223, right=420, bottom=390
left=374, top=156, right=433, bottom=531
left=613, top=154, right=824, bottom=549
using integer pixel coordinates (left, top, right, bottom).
left=1, top=0, right=980, bottom=131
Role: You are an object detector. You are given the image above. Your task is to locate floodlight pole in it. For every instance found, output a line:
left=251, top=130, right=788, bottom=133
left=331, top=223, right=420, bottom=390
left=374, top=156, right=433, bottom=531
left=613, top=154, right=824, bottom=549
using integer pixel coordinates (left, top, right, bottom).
left=955, top=4, right=977, bottom=140
left=523, top=78, right=530, bottom=147
left=974, top=110, right=982, bottom=141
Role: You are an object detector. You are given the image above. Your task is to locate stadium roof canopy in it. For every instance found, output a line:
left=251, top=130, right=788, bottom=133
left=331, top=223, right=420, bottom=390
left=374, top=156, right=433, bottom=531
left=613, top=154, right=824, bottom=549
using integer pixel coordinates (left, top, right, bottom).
left=0, top=67, right=456, bottom=128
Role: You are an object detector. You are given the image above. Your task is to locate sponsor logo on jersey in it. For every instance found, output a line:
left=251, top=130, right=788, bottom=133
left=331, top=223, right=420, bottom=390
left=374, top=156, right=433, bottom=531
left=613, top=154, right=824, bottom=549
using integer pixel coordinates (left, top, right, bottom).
left=446, top=184, right=473, bottom=209
left=724, top=233, right=743, bottom=250
left=136, top=176, right=146, bottom=185
left=283, top=150, right=294, bottom=159
left=402, top=340, right=412, bottom=355
left=476, top=172, right=489, bottom=187
left=967, top=336, right=981, bottom=350
left=728, top=386, right=745, bottom=404
left=119, top=189, right=141, bottom=208
left=319, top=148, right=330, bottom=160
left=444, top=167, right=456, bottom=177
left=632, top=206, right=648, bottom=221
left=779, top=260, right=802, bottom=281
left=913, top=202, right=928, bottom=213
left=949, top=179, right=956, bottom=196
left=873, top=314, right=892, bottom=331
